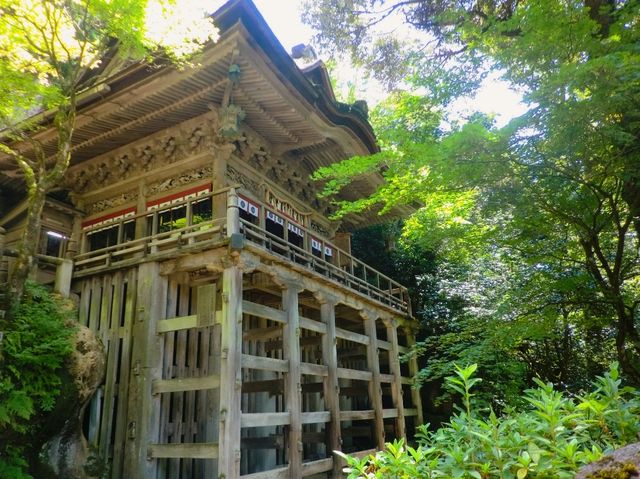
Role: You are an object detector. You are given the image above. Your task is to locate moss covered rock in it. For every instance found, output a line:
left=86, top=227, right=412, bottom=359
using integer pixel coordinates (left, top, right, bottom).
left=575, top=443, right=640, bottom=479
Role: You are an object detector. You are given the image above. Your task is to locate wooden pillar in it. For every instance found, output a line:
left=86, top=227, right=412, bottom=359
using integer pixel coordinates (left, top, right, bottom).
left=54, top=259, right=73, bottom=298
left=317, top=293, right=341, bottom=478
left=227, top=187, right=240, bottom=237
left=218, top=263, right=243, bottom=479
left=363, top=310, right=385, bottom=450
left=123, top=261, right=167, bottom=477
left=135, top=181, right=147, bottom=239
left=0, top=226, right=7, bottom=284
left=405, top=330, right=424, bottom=426
left=282, top=284, right=303, bottom=478
left=384, top=318, right=406, bottom=439
left=65, top=213, right=83, bottom=259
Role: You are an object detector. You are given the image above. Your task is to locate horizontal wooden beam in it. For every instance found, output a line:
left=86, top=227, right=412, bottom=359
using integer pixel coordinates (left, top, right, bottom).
left=243, top=325, right=282, bottom=341
left=340, top=410, right=375, bottom=421
left=243, top=300, right=287, bottom=323
left=242, top=354, right=288, bottom=373
left=299, top=316, right=327, bottom=334
left=301, top=411, right=330, bottom=424
left=300, top=362, right=328, bottom=377
left=383, top=408, right=398, bottom=419
left=241, top=412, right=290, bottom=428
left=152, top=375, right=220, bottom=395
left=335, top=327, right=370, bottom=345
left=302, top=458, right=333, bottom=476
left=379, top=374, right=395, bottom=383
left=156, top=311, right=221, bottom=333
left=240, top=466, right=289, bottom=479
left=147, top=442, right=218, bottom=459
left=337, top=368, right=372, bottom=381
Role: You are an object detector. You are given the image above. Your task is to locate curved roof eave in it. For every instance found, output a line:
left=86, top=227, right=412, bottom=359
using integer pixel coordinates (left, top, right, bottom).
left=213, top=0, right=379, bottom=155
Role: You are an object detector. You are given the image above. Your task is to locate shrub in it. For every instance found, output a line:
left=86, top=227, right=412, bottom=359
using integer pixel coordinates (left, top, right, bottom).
left=340, top=363, right=640, bottom=478
left=0, top=282, right=76, bottom=478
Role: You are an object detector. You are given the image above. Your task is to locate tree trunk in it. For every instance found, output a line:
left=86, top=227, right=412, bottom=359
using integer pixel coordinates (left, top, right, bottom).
left=614, top=307, right=640, bottom=385
left=10, top=186, right=47, bottom=298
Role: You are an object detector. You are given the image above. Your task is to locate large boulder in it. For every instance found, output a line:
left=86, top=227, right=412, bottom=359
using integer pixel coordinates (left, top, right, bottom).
left=575, top=443, right=640, bottom=479
left=41, top=324, right=106, bottom=478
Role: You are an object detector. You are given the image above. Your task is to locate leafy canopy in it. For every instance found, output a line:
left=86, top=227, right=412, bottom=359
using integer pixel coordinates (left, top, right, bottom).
left=307, top=1, right=640, bottom=384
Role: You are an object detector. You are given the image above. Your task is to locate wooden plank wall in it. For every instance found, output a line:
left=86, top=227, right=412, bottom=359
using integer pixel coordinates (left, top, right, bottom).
left=156, top=280, right=222, bottom=479
left=77, top=269, right=137, bottom=478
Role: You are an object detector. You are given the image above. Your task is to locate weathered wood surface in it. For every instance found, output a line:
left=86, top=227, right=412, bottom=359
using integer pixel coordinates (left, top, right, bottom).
left=148, top=442, right=219, bottom=459
left=283, top=285, right=303, bottom=479
left=364, top=314, right=386, bottom=449
left=218, top=265, right=243, bottom=479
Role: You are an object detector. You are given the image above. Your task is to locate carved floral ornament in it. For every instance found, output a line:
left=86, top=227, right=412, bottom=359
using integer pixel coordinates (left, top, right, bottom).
left=68, top=107, right=336, bottom=234
left=65, top=116, right=222, bottom=195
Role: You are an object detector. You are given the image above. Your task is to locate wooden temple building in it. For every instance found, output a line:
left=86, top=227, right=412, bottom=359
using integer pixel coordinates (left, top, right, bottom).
left=0, top=1, right=422, bottom=477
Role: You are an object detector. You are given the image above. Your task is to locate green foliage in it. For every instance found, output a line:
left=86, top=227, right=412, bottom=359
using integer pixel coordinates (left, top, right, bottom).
left=0, top=282, right=76, bottom=477
left=341, top=363, right=640, bottom=478
left=307, top=0, right=640, bottom=385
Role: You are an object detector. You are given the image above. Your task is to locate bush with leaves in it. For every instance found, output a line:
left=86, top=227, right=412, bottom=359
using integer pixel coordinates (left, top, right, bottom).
left=0, top=282, right=76, bottom=478
left=340, top=363, right=640, bottom=478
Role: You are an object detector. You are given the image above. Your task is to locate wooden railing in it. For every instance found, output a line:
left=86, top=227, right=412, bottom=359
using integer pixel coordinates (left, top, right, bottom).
left=74, top=188, right=231, bottom=274
left=73, top=187, right=411, bottom=313
left=240, top=218, right=410, bottom=313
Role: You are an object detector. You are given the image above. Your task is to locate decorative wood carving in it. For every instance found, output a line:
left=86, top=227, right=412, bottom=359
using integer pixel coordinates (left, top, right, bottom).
left=225, top=165, right=260, bottom=196
left=85, top=190, right=138, bottom=215
left=66, top=116, right=223, bottom=194
left=229, top=129, right=336, bottom=229
left=146, top=166, right=213, bottom=197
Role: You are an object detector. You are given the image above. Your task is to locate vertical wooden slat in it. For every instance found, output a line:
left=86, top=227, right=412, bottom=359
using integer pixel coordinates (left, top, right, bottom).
left=204, top=282, right=221, bottom=478
left=197, top=282, right=217, bottom=477
left=319, top=296, right=341, bottom=479
left=99, top=274, right=118, bottom=458
left=363, top=312, right=385, bottom=450
left=385, top=320, right=406, bottom=440
left=283, top=286, right=302, bottom=478
left=218, top=265, right=243, bottom=479
left=123, top=262, right=167, bottom=478
left=112, top=268, right=137, bottom=478
left=175, top=283, right=190, bottom=478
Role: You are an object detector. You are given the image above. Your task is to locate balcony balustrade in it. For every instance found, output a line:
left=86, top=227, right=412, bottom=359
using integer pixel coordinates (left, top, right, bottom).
left=73, top=187, right=411, bottom=314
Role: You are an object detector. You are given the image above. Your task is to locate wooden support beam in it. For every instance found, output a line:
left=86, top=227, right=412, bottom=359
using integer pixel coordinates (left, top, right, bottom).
left=340, top=410, right=375, bottom=421
left=364, top=313, right=385, bottom=449
left=218, top=265, right=243, bottom=479
left=148, top=442, right=219, bottom=459
left=319, top=295, right=342, bottom=479
left=123, top=262, right=166, bottom=478
left=242, top=353, right=288, bottom=372
left=243, top=299, right=287, bottom=323
left=241, top=412, right=290, bottom=428
left=243, top=325, right=282, bottom=341
left=405, top=332, right=424, bottom=427
left=152, top=374, right=220, bottom=395
left=385, top=320, right=406, bottom=439
left=199, top=282, right=220, bottom=478
left=240, top=466, right=289, bottom=479
left=282, top=285, right=303, bottom=479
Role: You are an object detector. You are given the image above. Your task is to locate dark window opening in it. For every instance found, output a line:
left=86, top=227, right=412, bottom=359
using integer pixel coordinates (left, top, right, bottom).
left=87, top=220, right=135, bottom=252
left=43, top=231, right=67, bottom=257
left=192, top=199, right=212, bottom=223
left=88, top=225, right=118, bottom=251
